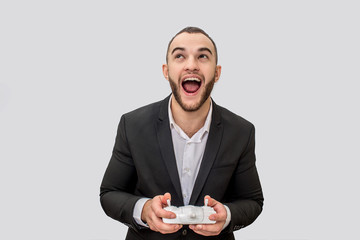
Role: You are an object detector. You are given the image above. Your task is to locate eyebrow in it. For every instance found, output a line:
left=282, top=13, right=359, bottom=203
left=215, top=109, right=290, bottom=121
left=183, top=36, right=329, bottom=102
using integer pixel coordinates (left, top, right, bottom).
left=198, top=47, right=213, bottom=55
left=171, top=47, right=213, bottom=56
left=171, top=47, right=185, bottom=55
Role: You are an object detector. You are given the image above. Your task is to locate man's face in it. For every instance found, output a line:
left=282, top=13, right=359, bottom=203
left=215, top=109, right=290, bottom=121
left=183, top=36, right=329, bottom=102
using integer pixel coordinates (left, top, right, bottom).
left=163, top=33, right=221, bottom=112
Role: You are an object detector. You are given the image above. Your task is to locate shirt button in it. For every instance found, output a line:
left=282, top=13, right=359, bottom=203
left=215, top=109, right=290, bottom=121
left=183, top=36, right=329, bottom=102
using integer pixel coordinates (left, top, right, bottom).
left=182, top=229, right=187, bottom=236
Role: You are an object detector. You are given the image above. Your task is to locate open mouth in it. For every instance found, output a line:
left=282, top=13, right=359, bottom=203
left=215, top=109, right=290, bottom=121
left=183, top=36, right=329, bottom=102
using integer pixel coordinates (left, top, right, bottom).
left=182, top=77, right=202, bottom=94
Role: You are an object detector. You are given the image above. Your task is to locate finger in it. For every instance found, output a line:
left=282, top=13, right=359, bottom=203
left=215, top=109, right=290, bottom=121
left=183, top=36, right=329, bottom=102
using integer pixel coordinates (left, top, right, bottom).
left=209, top=212, right=226, bottom=222
left=204, top=195, right=218, bottom=207
left=152, top=202, right=176, bottom=219
left=151, top=216, right=182, bottom=234
left=148, top=195, right=176, bottom=220
left=209, top=206, right=227, bottom=221
left=147, top=210, right=182, bottom=234
left=158, top=222, right=182, bottom=234
left=215, top=208, right=228, bottom=222
left=161, top=192, right=171, bottom=205
left=189, top=224, right=222, bottom=236
left=191, top=224, right=218, bottom=232
left=204, top=195, right=226, bottom=221
left=190, top=225, right=212, bottom=236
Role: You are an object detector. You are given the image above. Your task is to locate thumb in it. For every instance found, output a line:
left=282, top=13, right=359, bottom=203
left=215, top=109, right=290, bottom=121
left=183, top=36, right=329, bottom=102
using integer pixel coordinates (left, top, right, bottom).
left=204, top=195, right=217, bottom=207
left=161, top=192, right=171, bottom=206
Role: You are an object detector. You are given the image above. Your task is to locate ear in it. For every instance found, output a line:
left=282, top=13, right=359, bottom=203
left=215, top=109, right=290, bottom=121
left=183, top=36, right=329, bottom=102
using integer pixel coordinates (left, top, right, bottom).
left=162, top=64, right=169, bottom=81
left=214, top=65, right=222, bottom=83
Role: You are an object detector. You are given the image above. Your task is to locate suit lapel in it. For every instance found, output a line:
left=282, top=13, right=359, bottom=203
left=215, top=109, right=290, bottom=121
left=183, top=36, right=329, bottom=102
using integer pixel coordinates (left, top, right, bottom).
left=155, top=96, right=183, bottom=204
left=189, top=101, right=223, bottom=205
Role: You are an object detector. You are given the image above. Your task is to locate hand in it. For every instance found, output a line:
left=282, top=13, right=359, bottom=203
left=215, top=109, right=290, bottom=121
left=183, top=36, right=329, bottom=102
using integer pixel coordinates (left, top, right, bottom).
left=189, top=195, right=227, bottom=236
left=141, top=192, right=183, bottom=234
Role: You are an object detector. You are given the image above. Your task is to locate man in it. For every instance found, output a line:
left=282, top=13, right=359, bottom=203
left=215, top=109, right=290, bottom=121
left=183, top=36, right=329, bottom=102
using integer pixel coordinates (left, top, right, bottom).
left=100, top=27, right=264, bottom=239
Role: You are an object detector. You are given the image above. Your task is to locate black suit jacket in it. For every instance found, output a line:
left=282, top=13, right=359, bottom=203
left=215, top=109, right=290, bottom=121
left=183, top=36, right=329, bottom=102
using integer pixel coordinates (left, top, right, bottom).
left=100, top=96, right=263, bottom=240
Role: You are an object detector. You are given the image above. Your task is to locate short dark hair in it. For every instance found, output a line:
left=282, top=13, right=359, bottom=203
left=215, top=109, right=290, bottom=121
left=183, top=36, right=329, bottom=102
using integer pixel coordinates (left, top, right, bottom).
left=166, top=26, right=218, bottom=64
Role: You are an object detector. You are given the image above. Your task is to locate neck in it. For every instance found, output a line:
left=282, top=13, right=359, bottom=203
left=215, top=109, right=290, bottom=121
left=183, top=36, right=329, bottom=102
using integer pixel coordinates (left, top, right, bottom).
left=171, top=96, right=211, bottom=138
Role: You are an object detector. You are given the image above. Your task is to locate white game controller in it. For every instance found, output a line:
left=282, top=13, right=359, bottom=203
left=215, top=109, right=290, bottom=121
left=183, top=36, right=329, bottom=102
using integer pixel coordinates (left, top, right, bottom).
left=162, top=199, right=216, bottom=224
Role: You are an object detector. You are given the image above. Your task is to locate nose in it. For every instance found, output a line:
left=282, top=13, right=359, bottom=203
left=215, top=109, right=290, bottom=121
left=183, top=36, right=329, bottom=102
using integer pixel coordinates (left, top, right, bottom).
left=184, top=56, right=199, bottom=72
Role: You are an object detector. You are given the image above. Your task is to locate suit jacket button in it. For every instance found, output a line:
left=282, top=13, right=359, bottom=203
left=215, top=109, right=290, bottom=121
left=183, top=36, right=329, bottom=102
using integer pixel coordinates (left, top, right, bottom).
left=182, top=229, right=187, bottom=236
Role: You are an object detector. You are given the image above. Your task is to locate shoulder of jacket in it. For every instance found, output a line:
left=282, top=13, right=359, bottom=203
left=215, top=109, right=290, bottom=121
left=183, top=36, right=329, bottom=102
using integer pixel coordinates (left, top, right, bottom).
left=120, top=96, right=169, bottom=127
left=215, top=104, right=254, bottom=130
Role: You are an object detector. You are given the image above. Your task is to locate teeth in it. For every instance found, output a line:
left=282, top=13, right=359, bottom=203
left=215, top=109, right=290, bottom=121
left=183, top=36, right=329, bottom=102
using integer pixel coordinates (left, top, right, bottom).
left=184, top=77, right=200, bottom=82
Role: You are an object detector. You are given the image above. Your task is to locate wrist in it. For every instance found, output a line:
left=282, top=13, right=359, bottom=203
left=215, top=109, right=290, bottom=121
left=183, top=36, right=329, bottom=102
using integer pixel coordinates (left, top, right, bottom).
left=141, top=199, right=151, bottom=222
left=222, top=205, right=231, bottom=230
left=133, top=198, right=150, bottom=227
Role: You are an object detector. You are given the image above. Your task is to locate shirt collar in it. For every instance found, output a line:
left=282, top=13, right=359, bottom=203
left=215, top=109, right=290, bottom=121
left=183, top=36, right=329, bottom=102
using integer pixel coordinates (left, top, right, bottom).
left=168, top=95, right=212, bottom=141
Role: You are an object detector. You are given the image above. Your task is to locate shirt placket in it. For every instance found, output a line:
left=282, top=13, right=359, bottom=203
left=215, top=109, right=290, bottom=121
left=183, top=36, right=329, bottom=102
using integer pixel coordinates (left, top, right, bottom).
left=182, top=140, right=193, bottom=205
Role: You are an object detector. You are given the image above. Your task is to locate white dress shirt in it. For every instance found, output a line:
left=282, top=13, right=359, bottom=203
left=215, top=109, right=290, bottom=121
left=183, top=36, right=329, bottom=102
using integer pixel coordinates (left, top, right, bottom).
left=133, top=96, right=231, bottom=229
left=168, top=96, right=212, bottom=206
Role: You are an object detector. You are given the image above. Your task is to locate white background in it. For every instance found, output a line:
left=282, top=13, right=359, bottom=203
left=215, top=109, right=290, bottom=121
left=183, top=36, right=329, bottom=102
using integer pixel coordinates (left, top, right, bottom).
left=1, top=1, right=359, bottom=239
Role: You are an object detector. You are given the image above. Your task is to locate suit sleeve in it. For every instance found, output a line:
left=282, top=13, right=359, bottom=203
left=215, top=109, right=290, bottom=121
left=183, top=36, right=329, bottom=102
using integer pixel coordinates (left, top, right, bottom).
left=225, top=125, right=264, bottom=231
left=100, top=115, right=142, bottom=229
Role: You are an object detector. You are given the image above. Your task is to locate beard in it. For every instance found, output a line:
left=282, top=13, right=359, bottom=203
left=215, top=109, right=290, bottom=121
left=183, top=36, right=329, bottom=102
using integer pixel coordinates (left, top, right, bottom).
left=169, top=75, right=215, bottom=112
